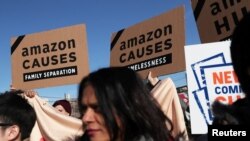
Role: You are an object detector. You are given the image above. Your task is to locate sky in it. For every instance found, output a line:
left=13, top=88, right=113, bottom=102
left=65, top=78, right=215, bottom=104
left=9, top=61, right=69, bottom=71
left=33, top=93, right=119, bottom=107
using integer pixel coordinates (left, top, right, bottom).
left=0, top=0, right=200, bottom=103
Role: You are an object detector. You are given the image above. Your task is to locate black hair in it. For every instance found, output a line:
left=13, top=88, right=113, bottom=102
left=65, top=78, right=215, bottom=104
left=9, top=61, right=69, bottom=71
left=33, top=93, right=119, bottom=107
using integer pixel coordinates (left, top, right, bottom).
left=212, top=12, right=250, bottom=126
left=78, top=67, right=173, bottom=141
left=230, top=12, right=250, bottom=99
left=0, top=90, right=36, bottom=140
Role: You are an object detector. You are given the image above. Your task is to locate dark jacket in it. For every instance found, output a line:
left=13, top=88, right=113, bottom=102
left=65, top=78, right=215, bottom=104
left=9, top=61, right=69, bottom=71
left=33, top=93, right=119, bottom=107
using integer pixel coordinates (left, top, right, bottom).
left=212, top=98, right=250, bottom=125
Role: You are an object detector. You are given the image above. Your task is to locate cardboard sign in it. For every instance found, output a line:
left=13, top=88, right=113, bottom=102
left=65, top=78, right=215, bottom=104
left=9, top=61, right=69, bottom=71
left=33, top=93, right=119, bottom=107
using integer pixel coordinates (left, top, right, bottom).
left=11, top=24, right=89, bottom=89
left=191, top=0, right=250, bottom=43
left=110, top=6, right=185, bottom=78
left=185, top=41, right=244, bottom=134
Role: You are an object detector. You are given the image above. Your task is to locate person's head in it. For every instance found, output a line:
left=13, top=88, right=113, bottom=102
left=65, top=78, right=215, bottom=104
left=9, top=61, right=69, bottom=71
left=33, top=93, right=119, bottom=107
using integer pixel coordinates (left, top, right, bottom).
left=52, top=100, right=72, bottom=116
left=230, top=12, right=250, bottom=98
left=0, top=90, right=36, bottom=141
left=78, top=67, right=173, bottom=141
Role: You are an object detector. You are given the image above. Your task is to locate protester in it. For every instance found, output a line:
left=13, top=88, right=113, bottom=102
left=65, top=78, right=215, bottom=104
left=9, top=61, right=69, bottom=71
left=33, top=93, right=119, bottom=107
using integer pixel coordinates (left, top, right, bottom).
left=0, top=90, right=36, bottom=141
left=77, top=67, right=179, bottom=141
left=18, top=90, right=83, bottom=140
left=22, top=89, right=72, bottom=116
left=53, top=99, right=72, bottom=116
left=212, top=13, right=250, bottom=125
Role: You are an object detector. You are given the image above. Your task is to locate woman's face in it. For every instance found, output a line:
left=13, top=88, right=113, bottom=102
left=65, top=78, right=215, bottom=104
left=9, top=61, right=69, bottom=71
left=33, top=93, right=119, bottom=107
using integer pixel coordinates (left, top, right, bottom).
left=81, top=85, right=110, bottom=141
left=54, top=105, right=69, bottom=116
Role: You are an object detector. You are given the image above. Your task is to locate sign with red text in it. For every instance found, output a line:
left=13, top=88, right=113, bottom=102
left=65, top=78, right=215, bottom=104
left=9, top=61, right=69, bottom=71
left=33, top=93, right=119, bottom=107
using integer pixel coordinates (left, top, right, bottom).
left=185, top=41, right=244, bottom=134
left=110, top=6, right=185, bottom=78
left=202, top=64, right=243, bottom=105
left=11, top=24, right=89, bottom=89
left=191, top=0, right=250, bottom=43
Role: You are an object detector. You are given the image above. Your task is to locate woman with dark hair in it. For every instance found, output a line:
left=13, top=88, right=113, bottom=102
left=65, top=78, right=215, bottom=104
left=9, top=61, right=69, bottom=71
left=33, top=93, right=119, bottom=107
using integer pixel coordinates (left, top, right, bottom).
left=78, top=67, right=175, bottom=141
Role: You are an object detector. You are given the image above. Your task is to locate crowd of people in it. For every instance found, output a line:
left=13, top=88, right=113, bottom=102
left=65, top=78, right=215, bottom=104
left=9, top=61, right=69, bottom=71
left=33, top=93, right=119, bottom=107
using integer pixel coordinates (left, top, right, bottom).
left=1, top=12, right=250, bottom=141
left=1, top=67, right=187, bottom=141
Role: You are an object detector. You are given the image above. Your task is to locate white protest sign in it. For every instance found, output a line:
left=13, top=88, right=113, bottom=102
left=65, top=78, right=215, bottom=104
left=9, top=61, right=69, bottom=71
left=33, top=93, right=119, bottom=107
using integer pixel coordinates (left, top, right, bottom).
left=185, top=41, right=244, bottom=134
